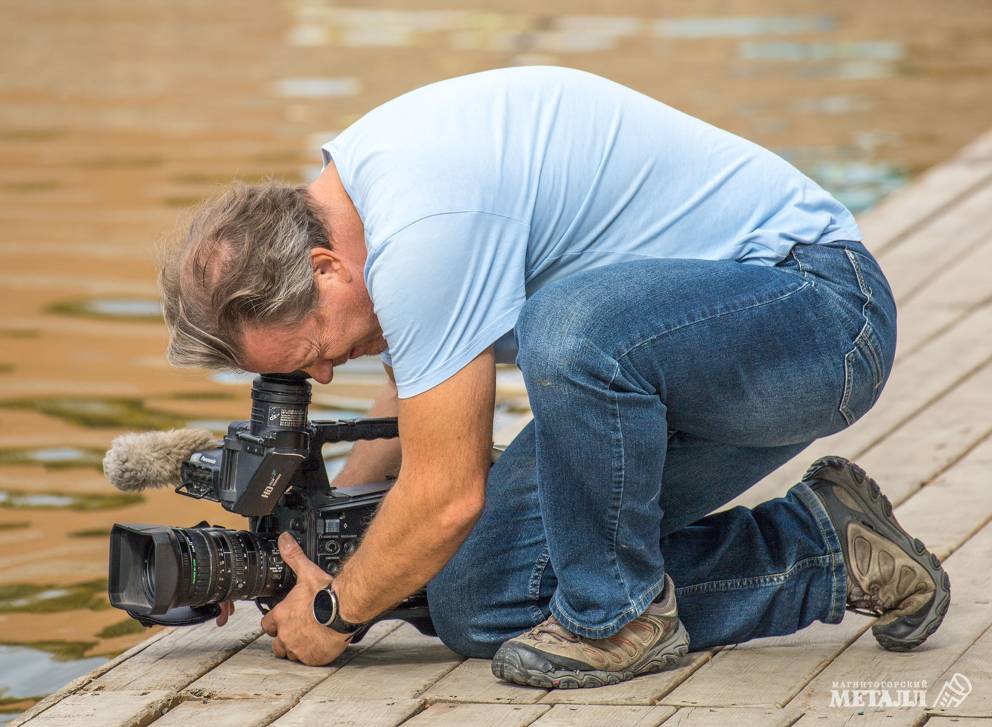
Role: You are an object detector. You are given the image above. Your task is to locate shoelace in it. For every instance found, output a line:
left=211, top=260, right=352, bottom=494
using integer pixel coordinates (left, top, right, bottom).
left=528, top=616, right=580, bottom=643
left=847, top=578, right=887, bottom=616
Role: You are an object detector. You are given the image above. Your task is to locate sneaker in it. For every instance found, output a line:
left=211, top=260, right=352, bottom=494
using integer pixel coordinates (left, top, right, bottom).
left=490, top=573, right=690, bottom=689
left=804, top=455, right=951, bottom=651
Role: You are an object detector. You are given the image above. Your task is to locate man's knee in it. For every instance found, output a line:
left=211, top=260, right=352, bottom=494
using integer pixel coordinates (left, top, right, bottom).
left=515, top=280, right=606, bottom=382
left=426, top=578, right=502, bottom=659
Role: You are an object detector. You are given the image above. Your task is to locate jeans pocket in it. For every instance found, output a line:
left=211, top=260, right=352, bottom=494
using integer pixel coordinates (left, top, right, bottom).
left=838, top=323, right=885, bottom=427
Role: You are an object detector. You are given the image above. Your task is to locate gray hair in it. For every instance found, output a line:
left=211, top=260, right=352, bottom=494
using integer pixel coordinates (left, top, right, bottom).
left=157, top=180, right=331, bottom=369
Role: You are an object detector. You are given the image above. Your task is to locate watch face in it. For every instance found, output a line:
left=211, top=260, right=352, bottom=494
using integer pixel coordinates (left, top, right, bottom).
left=312, top=587, right=336, bottom=626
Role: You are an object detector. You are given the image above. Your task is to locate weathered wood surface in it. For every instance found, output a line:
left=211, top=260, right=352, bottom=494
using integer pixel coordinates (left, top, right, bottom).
left=13, top=133, right=992, bottom=726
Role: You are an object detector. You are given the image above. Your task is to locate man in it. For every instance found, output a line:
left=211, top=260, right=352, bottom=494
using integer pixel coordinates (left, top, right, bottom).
left=160, top=66, right=949, bottom=689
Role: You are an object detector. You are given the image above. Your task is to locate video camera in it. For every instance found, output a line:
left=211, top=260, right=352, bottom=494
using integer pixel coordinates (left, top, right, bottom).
left=106, top=372, right=434, bottom=642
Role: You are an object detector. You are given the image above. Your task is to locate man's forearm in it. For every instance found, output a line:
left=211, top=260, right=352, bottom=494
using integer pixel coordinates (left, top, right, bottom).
left=331, top=470, right=485, bottom=624
left=331, top=382, right=402, bottom=487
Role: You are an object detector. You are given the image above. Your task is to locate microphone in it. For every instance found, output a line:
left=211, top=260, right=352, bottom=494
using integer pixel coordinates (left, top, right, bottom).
left=104, top=429, right=216, bottom=492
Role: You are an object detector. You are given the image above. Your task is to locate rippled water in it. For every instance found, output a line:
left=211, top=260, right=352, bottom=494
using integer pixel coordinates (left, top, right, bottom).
left=1, top=0, right=990, bottom=718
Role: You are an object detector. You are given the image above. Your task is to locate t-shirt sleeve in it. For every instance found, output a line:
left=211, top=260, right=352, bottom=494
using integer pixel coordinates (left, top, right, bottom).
left=365, top=211, right=528, bottom=398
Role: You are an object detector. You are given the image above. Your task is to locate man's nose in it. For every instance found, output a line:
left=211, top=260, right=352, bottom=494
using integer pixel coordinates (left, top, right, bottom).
left=305, top=361, right=333, bottom=384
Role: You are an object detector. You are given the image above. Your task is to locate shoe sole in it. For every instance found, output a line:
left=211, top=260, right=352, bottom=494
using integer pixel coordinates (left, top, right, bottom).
left=803, top=455, right=951, bottom=652
left=491, top=620, right=690, bottom=689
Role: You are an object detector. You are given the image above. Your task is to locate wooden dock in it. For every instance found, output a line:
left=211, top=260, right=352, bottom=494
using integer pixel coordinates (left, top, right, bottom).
left=13, top=130, right=992, bottom=727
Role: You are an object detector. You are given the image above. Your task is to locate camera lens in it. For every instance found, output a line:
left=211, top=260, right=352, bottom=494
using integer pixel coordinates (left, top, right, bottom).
left=175, top=527, right=291, bottom=606
left=109, top=524, right=294, bottom=616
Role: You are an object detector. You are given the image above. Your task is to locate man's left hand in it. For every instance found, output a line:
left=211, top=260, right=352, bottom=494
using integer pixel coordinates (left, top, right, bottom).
left=259, top=531, right=353, bottom=666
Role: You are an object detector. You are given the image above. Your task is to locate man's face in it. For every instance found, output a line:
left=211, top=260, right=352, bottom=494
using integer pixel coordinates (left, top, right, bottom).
left=238, top=248, right=387, bottom=384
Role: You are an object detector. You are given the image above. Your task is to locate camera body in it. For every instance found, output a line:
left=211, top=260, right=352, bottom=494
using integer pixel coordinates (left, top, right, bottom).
left=108, top=372, right=430, bottom=638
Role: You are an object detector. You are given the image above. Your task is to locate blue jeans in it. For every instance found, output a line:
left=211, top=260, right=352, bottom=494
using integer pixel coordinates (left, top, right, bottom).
left=427, top=239, right=897, bottom=656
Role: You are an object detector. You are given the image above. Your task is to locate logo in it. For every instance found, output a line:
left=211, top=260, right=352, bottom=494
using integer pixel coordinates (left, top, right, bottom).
left=828, top=674, right=972, bottom=709
left=932, top=673, right=973, bottom=710
left=260, top=469, right=282, bottom=499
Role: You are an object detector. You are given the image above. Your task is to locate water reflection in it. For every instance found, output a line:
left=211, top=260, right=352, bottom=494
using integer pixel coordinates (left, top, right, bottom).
left=790, top=96, right=873, bottom=115
left=806, top=160, right=908, bottom=214
left=0, top=580, right=108, bottom=614
left=654, top=15, right=836, bottom=38
left=0, top=447, right=105, bottom=470
left=273, top=78, right=362, bottom=98
left=776, top=145, right=909, bottom=214
left=210, top=371, right=257, bottom=386
left=0, top=397, right=187, bottom=430
left=0, top=644, right=107, bottom=722
left=46, top=298, right=162, bottom=321
left=741, top=40, right=903, bottom=61
left=0, top=489, right=143, bottom=511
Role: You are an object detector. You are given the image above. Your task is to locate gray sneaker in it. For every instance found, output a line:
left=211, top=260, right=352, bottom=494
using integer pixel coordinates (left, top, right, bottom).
left=804, top=455, right=951, bottom=651
left=490, top=573, right=690, bottom=689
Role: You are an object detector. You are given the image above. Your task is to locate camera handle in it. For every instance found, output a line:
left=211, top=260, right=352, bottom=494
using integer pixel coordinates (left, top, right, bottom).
left=311, top=417, right=398, bottom=446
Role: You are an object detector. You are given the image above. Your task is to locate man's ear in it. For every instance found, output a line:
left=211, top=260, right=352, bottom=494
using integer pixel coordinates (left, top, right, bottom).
left=310, top=247, right=351, bottom=284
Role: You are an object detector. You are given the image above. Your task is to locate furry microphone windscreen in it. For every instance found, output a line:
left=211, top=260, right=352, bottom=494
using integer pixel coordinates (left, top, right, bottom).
left=103, top=428, right=216, bottom=492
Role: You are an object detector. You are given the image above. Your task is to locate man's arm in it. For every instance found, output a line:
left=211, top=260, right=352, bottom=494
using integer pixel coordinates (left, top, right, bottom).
left=332, top=347, right=495, bottom=623
left=330, top=366, right=401, bottom=487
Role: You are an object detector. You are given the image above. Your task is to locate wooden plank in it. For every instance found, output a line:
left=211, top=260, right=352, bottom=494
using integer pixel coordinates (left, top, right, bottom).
left=886, top=435, right=992, bottom=561
left=889, top=235, right=992, bottom=358
left=400, top=703, right=549, bottom=726
left=661, top=707, right=800, bottom=726
left=825, top=361, right=992, bottom=507
left=858, top=129, right=992, bottom=253
left=271, top=699, right=422, bottom=727
left=300, top=622, right=462, bottom=702
left=149, top=699, right=288, bottom=727
left=424, top=658, right=546, bottom=704
left=180, top=637, right=344, bottom=702
left=928, top=625, right=992, bottom=717
left=83, top=605, right=261, bottom=692
left=925, top=718, right=992, bottom=727
left=664, top=432, right=992, bottom=709
left=15, top=690, right=176, bottom=727
left=531, top=704, right=676, bottom=727
left=179, top=619, right=400, bottom=701
left=792, top=710, right=927, bottom=726
left=662, top=620, right=869, bottom=709
left=876, top=183, right=992, bottom=303
left=789, top=519, right=992, bottom=710
left=538, top=650, right=714, bottom=706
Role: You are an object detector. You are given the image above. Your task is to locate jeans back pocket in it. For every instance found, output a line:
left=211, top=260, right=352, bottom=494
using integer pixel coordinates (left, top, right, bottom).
left=839, top=323, right=885, bottom=426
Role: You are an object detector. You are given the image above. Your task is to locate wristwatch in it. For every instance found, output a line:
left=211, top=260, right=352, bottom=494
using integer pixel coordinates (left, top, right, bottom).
left=312, top=586, right=362, bottom=634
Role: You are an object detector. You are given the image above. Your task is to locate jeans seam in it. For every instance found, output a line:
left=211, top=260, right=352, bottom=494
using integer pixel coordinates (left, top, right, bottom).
left=791, top=481, right=848, bottom=623
left=674, top=553, right=834, bottom=595
left=551, top=574, right=667, bottom=637
left=615, top=278, right=812, bottom=362
left=528, top=547, right=552, bottom=623
left=787, top=243, right=813, bottom=285
left=838, top=250, right=884, bottom=426
left=606, top=359, right=635, bottom=610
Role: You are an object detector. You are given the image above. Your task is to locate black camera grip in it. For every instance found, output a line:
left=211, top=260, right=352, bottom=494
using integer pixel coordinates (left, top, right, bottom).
left=312, top=417, right=399, bottom=445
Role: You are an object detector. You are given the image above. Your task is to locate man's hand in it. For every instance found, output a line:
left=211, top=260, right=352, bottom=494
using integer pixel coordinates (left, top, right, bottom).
left=216, top=600, right=235, bottom=626
left=259, top=532, right=352, bottom=666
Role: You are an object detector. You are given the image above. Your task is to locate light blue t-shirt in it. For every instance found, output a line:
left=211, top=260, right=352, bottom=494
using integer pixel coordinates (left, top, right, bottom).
left=321, top=66, right=861, bottom=398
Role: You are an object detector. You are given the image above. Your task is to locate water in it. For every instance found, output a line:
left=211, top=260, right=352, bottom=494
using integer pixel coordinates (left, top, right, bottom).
left=1, top=0, right=990, bottom=715
left=46, top=298, right=163, bottom=321
left=0, top=645, right=107, bottom=724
